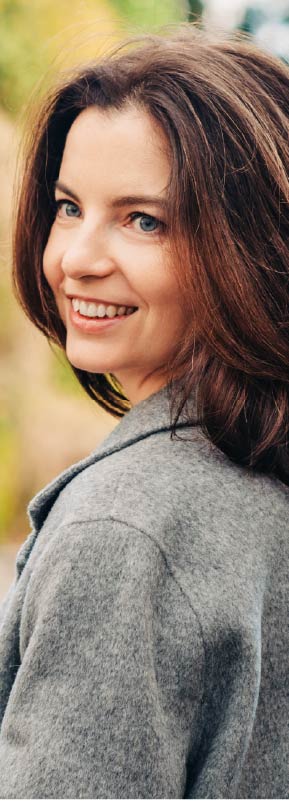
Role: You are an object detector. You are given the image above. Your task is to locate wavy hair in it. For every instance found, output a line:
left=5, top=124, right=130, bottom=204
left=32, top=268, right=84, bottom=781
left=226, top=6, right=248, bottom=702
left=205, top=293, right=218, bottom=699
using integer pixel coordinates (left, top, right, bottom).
left=13, top=25, right=289, bottom=485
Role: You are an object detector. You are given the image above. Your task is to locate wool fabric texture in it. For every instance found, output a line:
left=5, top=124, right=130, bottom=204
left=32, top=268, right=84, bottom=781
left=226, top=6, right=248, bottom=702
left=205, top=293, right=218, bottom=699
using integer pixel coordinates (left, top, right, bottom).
left=0, top=384, right=288, bottom=799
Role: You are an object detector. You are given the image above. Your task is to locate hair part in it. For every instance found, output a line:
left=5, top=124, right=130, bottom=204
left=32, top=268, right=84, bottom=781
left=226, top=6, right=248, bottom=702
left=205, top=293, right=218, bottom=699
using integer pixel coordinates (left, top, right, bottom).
left=13, top=24, right=289, bottom=484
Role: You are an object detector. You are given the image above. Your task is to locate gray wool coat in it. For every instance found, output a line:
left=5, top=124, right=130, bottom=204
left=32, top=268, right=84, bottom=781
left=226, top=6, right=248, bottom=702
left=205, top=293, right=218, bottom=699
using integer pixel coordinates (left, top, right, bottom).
left=0, top=384, right=288, bottom=799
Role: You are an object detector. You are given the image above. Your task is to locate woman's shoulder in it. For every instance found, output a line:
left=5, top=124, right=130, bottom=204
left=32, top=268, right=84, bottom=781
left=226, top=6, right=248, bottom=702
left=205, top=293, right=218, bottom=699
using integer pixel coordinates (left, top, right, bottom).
left=39, top=417, right=289, bottom=538
left=23, top=386, right=289, bottom=606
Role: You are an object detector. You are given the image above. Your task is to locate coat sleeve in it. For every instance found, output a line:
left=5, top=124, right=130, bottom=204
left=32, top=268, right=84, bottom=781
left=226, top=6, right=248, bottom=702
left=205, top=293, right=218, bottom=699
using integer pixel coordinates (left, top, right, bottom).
left=0, top=518, right=205, bottom=799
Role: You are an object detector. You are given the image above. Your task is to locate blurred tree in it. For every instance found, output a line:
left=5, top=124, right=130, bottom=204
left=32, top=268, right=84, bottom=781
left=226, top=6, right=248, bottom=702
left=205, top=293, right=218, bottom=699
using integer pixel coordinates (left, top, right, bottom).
left=238, top=2, right=289, bottom=64
left=240, top=6, right=266, bottom=34
left=186, top=0, right=204, bottom=21
left=0, top=412, right=19, bottom=544
left=0, top=0, right=188, bottom=116
left=0, top=0, right=124, bottom=115
left=104, top=0, right=182, bottom=27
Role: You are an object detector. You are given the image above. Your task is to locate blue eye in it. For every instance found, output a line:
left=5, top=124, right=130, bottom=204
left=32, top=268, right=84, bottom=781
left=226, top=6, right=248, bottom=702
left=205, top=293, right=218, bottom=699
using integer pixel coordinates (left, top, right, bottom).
left=129, top=212, right=164, bottom=234
left=55, top=200, right=80, bottom=218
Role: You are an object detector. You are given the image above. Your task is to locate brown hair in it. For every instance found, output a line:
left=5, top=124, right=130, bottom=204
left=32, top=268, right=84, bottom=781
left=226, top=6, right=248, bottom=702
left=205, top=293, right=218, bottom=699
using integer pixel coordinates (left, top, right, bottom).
left=13, top=24, right=289, bottom=485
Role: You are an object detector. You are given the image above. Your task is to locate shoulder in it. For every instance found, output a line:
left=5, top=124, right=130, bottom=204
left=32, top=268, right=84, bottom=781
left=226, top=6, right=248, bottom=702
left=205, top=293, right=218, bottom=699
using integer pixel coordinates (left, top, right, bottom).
left=46, top=422, right=289, bottom=562
left=22, top=422, right=288, bottom=630
left=98, top=424, right=289, bottom=544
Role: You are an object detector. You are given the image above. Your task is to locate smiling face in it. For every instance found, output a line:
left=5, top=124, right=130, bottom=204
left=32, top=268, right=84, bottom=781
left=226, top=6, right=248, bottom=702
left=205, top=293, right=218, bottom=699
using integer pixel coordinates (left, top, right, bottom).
left=43, top=104, right=187, bottom=405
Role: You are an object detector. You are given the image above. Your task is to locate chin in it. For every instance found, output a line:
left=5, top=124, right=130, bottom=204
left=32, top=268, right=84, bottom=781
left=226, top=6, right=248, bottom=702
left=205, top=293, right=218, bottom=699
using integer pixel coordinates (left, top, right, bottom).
left=65, top=349, right=114, bottom=375
left=68, top=358, right=114, bottom=374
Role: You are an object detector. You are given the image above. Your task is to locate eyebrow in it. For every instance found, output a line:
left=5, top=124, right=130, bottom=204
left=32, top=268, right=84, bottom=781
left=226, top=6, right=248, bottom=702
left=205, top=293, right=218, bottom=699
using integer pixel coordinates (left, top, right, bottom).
left=54, top=180, right=169, bottom=211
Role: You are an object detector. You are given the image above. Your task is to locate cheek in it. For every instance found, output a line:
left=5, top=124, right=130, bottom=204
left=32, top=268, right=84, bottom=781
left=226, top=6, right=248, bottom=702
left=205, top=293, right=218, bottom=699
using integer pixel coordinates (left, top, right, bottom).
left=135, top=248, right=176, bottom=303
left=43, top=234, right=60, bottom=290
left=148, top=268, right=181, bottom=311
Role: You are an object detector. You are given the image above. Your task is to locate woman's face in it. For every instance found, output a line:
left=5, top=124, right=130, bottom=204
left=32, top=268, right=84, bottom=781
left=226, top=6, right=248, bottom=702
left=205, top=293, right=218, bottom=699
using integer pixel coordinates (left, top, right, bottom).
left=43, top=105, right=187, bottom=405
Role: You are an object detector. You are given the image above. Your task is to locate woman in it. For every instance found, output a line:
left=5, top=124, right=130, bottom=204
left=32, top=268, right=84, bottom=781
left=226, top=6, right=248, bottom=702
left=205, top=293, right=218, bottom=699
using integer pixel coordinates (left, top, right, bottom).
left=0, top=25, right=288, bottom=799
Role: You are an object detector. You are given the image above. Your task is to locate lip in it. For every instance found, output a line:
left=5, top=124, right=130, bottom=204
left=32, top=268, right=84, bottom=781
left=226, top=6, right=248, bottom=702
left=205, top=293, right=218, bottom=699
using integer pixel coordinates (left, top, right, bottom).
left=66, top=294, right=138, bottom=308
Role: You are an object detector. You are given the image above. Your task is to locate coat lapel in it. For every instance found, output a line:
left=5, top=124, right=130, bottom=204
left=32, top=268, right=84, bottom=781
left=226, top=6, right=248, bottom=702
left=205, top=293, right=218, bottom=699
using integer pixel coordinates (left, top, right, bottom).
left=27, top=382, right=197, bottom=532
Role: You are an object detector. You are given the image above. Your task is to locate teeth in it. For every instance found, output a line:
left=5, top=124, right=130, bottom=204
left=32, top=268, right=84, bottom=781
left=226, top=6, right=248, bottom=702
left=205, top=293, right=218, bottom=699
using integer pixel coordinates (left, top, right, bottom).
left=87, top=303, right=99, bottom=318
left=95, top=304, right=106, bottom=318
left=106, top=305, right=118, bottom=318
left=79, top=300, right=90, bottom=316
left=71, top=298, right=137, bottom=318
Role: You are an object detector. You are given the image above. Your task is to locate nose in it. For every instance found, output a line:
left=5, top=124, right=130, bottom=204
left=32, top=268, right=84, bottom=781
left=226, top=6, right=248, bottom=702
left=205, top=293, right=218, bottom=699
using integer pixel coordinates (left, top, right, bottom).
left=61, top=226, right=115, bottom=280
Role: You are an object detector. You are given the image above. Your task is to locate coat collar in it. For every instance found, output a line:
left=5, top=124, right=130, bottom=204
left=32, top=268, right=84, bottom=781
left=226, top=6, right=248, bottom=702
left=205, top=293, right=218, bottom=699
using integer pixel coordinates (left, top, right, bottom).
left=27, top=380, right=197, bottom=531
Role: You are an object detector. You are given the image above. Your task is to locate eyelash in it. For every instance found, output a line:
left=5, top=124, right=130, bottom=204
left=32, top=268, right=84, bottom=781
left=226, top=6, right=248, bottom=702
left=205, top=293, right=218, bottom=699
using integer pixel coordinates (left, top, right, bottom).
left=54, top=199, right=166, bottom=235
left=129, top=211, right=165, bottom=234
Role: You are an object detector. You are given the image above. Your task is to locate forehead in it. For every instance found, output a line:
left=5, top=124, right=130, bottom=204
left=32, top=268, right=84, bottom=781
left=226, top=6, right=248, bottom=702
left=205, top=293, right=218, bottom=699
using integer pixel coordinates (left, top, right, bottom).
left=60, top=105, right=171, bottom=193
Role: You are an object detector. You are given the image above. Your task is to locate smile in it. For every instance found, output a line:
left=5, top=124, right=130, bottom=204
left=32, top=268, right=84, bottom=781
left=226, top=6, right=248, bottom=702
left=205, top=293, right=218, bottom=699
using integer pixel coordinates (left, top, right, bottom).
left=71, top=298, right=137, bottom=319
left=69, top=299, right=138, bottom=333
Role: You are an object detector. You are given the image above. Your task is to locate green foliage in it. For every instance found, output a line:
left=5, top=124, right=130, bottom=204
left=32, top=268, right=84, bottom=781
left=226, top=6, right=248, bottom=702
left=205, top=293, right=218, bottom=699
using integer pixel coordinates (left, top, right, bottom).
left=0, top=412, right=19, bottom=543
left=0, top=273, right=15, bottom=350
left=186, top=0, right=203, bottom=21
left=0, top=0, right=188, bottom=116
left=0, top=0, right=41, bottom=114
left=107, top=0, right=182, bottom=28
left=50, top=345, right=84, bottom=396
left=0, top=0, right=114, bottom=115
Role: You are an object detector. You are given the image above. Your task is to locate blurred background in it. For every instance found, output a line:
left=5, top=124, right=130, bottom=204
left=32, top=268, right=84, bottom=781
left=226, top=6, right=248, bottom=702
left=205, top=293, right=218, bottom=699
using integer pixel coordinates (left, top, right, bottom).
left=1, top=0, right=289, bottom=599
